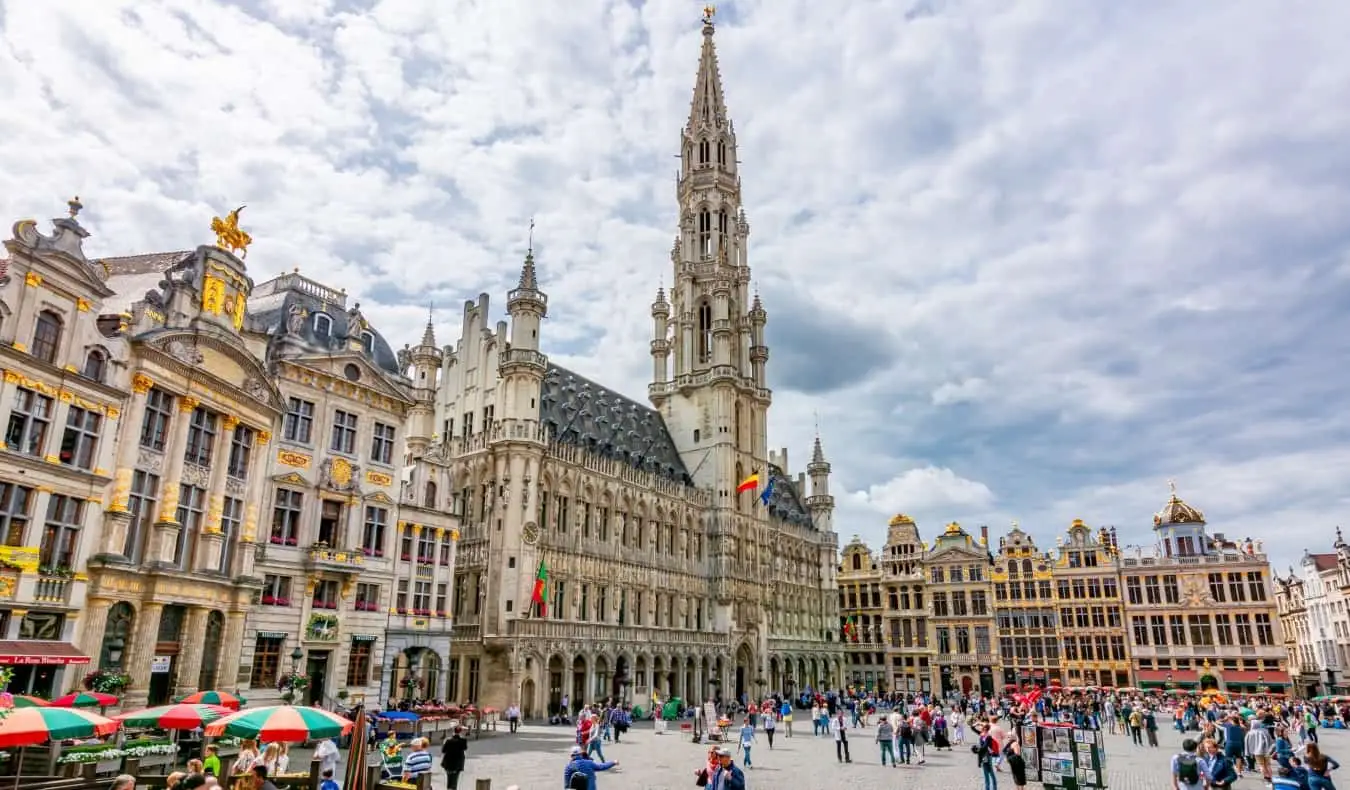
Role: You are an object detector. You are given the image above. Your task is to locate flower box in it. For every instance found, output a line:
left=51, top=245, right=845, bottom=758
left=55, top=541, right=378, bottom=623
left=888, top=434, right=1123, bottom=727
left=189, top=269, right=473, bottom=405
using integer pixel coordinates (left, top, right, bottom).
left=270, top=536, right=284, bottom=545
left=400, top=553, right=411, bottom=561
left=397, top=607, right=408, bottom=615
left=285, top=538, right=298, bottom=546
left=435, top=611, right=447, bottom=618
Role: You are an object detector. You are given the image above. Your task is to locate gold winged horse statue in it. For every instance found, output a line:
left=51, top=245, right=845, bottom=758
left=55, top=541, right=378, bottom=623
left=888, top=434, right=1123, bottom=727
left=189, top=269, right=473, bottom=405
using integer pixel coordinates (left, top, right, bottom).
left=210, top=205, right=253, bottom=258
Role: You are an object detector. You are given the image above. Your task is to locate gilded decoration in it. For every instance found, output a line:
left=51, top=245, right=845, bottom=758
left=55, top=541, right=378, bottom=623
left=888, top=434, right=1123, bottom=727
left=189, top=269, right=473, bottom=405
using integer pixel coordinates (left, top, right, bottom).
left=221, top=415, right=240, bottom=431
left=202, top=275, right=227, bottom=315
left=2, top=370, right=119, bottom=417
left=75, top=298, right=91, bottom=312
left=366, top=470, right=393, bottom=487
left=277, top=450, right=311, bottom=469
left=24, top=272, right=41, bottom=288
left=889, top=514, right=914, bottom=526
left=210, top=206, right=252, bottom=258
left=178, top=396, right=200, bottom=413
left=331, top=458, right=352, bottom=487
left=258, top=431, right=271, bottom=445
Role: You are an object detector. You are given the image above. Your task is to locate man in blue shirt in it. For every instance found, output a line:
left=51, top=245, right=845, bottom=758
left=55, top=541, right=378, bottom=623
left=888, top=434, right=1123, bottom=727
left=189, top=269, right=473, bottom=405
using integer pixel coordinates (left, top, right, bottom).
left=709, top=748, right=746, bottom=790
left=562, top=745, right=617, bottom=790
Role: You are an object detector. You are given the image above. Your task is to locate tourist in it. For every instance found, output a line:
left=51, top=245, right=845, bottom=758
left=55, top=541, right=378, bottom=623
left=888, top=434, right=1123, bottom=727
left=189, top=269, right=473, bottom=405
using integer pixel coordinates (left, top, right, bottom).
left=252, top=766, right=279, bottom=790
left=506, top=702, right=521, bottom=734
left=260, top=744, right=282, bottom=777
left=762, top=704, right=776, bottom=749
left=1005, top=733, right=1027, bottom=790
left=876, top=716, right=896, bottom=767
left=1201, top=737, right=1240, bottom=790
left=736, top=717, right=756, bottom=769
left=202, top=745, right=222, bottom=778
left=441, top=727, right=468, bottom=790
left=694, top=746, right=720, bottom=787
left=318, top=769, right=338, bottom=790
left=563, top=744, right=616, bottom=790
left=1304, top=742, right=1340, bottom=790
left=709, top=747, right=745, bottom=790
left=402, top=738, right=433, bottom=783
left=314, top=738, right=340, bottom=778
left=1173, top=738, right=1204, bottom=790
left=232, top=739, right=260, bottom=776
left=586, top=714, right=607, bottom=762
left=974, top=723, right=998, bottom=790
left=830, top=709, right=851, bottom=763
left=779, top=699, right=793, bottom=738
left=1246, top=719, right=1276, bottom=785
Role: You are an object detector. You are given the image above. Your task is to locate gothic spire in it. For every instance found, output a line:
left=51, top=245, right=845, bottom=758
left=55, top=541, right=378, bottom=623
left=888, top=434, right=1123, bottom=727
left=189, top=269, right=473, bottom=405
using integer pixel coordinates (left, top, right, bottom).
left=686, top=6, right=730, bottom=135
left=517, top=250, right=539, bottom=291
left=420, top=307, right=436, bottom=347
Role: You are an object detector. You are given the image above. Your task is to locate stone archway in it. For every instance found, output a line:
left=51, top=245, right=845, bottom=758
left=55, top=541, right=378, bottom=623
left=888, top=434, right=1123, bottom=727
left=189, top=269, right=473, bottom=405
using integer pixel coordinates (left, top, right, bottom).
left=547, top=655, right=565, bottom=715
left=594, top=655, right=611, bottom=702
left=571, top=655, right=587, bottom=707
left=735, top=643, right=753, bottom=703
left=520, top=677, right=537, bottom=719
left=613, top=655, right=630, bottom=701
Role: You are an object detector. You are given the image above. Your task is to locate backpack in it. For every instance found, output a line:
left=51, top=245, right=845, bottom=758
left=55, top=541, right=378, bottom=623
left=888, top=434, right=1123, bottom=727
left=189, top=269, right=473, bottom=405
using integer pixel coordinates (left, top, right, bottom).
left=1175, top=753, right=1200, bottom=785
left=568, top=771, right=589, bottom=790
left=899, top=722, right=913, bottom=738
left=988, top=737, right=1000, bottom=757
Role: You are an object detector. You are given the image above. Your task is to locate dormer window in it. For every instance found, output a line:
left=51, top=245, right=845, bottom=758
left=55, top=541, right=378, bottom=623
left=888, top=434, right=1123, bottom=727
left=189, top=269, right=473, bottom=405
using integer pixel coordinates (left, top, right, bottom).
left=360, top=330, right=374, bottom=354
left=313, top=313, right=332, bottom=337
left=31, top=310, right=63, bottom=363
left=82, top=349, right=107, bottom=383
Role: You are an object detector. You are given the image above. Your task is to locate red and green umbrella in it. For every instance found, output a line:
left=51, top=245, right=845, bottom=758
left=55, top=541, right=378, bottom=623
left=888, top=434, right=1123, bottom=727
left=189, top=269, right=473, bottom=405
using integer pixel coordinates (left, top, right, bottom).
left=0, top=694, right=51, bottom=709
left=0, top=706, right=119, bottom=747
left=203, top=705, right=354, bottom=742
left=50, top=691, right=119, bottom=708
left=176, top=690, right=246, bottom=710
left=114, top=703, right=233, bottom=730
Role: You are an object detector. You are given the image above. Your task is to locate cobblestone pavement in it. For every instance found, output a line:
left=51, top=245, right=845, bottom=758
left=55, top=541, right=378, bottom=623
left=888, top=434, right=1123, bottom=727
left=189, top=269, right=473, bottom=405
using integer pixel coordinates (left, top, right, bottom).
left=420, top=719, right=1350, bottom=790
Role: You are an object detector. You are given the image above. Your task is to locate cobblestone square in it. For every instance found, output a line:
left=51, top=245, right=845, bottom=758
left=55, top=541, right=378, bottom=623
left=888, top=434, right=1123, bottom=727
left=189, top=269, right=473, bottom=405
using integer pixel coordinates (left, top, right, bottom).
left=445, top=719, right=1350, bottom=790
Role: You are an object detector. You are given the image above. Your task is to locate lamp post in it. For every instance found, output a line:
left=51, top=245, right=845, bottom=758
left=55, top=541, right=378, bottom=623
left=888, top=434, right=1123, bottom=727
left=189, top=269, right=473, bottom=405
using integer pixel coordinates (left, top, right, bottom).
left=285, top=647, right=304, bottom=705
left=1165, top=671, right=1174, bottom=691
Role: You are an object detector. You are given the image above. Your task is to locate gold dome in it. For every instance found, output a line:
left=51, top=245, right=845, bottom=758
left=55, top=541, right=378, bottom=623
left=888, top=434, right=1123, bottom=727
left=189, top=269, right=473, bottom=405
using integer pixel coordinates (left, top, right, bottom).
left=944, top=521, right=963, bottom=535
left=889, top=514, right=915, bottom=527
left=1155, top=480, right=1205, bottom=525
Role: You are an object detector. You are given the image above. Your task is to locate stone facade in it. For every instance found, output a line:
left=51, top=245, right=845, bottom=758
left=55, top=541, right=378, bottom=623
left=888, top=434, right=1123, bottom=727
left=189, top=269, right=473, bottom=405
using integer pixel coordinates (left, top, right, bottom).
left=0, top=203, right=458, bottom=706
left=1120, top=485, right=1287, bottom=694
left=927, top=523, right=998, bottom=696
left=991, top=525, right=1058, bottom=689
left=0, top=203, right=121, bottom=696
left=878, top=515, right=933, bottom=695
left=838, top=537, right=884, bottom=690
left=1275, top=529, right=1350, bottom=696
left=425, top=16, right=840, bottom=715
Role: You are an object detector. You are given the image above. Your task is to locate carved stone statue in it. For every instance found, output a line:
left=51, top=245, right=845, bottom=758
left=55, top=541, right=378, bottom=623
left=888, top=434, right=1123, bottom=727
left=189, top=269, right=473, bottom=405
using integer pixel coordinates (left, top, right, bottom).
left=244, top=378, right=269, bottom=402
left=166, top=340, right=204, bottom=365
left=396, top=344, right=412, bottom=373
left=286, top=303, right=307, bottom=335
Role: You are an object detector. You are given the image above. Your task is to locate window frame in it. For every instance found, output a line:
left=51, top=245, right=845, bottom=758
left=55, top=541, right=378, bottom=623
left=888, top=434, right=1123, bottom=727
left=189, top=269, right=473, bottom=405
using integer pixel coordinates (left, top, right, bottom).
left=330, top=410, right=358, bottom=454
left=58, top=405, right=102, bottom=470
left=282, top=397, right=314, bottom=444
left=139, top=388, right=174, bottom=451
left=39, top=494, right=84, bottom=570
left=30, top=310, right=62, bottom=363
left=6, top=387, right=54, bottom=457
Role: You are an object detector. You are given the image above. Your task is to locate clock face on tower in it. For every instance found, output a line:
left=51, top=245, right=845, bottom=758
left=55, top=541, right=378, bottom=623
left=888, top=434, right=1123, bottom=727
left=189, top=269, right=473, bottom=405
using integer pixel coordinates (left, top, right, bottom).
left=522, top=522, right=541, bottom=545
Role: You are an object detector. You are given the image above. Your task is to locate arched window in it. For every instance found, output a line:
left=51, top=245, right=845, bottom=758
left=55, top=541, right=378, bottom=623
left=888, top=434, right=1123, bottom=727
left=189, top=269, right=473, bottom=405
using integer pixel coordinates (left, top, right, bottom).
left=82, top=349, right=107, bottom=382
left=424, top=481, right=437, bottom=509
left=31, top=310, right=62, bottom=363
left=1022, top=558, right=1033, bottom=575
left=360, top=330, right=374, bottom=354
left=734, top=461, right=744, bottom=513
left=699, top=140, right=710, bottom=164
left=697, top=301, right=712, bottom=363
left=698, top=209, right=712, bottom=258
left=313, top=313, right=332, bottom=337
left=1008, top=561, right=1019, bottom=578
left=718, top=141, right=727, bottom=164
left=852, top=553, right=861, bottom=571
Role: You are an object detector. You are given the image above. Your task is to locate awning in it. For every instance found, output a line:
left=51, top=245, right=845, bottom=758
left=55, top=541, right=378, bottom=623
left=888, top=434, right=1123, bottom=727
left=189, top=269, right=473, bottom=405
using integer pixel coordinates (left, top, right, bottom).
left=0, top=640, right=91, bottom=665
left=1220, top=670, right=1291, bottom=685
left=1137, top=669, right=1199, bottom=685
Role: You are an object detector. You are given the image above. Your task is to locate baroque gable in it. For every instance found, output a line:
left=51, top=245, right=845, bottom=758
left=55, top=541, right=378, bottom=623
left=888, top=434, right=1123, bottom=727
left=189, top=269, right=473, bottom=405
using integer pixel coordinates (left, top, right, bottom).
left=135, top=328, right=285, bottom=414
left=276, top=353, right=413, bottom=413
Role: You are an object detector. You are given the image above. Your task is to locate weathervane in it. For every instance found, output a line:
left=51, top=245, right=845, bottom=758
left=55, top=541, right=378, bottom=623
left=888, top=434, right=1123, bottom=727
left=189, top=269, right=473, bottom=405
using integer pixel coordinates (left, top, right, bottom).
left=528, top=216, right=535, bottom=255
left=703, top=4, right=715, bottom=25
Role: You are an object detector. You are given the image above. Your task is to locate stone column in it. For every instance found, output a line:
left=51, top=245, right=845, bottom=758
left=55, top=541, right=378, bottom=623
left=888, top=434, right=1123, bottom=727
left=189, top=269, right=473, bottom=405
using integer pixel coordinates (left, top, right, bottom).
left=125, top=601, right=164, bottom=708
left=151, top=397, right=198, bottom=564
left=79, top=598, right=113, bottom=668
left=196, top=417, right=236, bottom=573
left=220, top=609, right=248, bottom=693
left=344, top=493, right=362, bottom=552
left=174, top=607, right=210, bottom=696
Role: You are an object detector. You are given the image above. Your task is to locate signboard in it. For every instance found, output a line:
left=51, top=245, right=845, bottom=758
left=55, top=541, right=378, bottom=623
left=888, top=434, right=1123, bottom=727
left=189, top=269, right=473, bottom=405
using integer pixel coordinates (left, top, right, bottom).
left=0, top=653, right=89, bottom=665
left=0, top=546, right=40, bottom=573
left=150, top=656, right=172, bottom=674
left=256, top=631, right=288, bottom=639
left=352, top=634, right=379, bottom=642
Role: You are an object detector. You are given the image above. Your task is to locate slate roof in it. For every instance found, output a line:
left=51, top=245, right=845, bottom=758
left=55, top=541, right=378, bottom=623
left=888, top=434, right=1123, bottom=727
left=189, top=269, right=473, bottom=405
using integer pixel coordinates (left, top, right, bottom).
left=763, top=463, right=813, bottom=528
left=248, top=273, right=404, bottom=376
left=541, top=363, right=691, bottom=485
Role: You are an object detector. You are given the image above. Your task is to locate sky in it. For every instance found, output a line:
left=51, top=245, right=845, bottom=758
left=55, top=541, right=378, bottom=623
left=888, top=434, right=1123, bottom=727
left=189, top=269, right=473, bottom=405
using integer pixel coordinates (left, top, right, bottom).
left=2, top=0, right=1348, bottom=574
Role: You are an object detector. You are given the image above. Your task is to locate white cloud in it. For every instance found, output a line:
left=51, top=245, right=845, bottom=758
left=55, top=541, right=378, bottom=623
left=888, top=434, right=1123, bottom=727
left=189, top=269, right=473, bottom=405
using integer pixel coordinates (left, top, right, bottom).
left=2, top=0, right=1349, bottom=572
left=855, top=467, right=995, bottom=514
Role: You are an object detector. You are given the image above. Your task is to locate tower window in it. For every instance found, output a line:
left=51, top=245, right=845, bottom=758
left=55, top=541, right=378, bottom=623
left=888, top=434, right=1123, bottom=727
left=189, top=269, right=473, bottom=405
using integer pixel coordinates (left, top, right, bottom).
left=718, top=141, right=726, bottom=164
left=697, top=301, right=712, bottom=363
left=699, top=140, right=710, bottom=164
left=313, top=313, right=332, bottom=337
left=360, top=330, right=374, bottom=354
left=698, top=210, right=712, bottom=258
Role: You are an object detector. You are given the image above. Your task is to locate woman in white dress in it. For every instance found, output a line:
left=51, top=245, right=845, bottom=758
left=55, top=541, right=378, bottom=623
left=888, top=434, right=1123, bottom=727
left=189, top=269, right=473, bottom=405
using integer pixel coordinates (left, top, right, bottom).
left=951, top=708, right=967, bottom=745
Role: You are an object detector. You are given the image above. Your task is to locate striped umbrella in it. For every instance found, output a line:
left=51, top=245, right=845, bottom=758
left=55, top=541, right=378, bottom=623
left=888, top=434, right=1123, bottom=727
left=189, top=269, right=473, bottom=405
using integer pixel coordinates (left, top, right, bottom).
left=204, top=705, right=354, bottom=742
left=343, top=707, right=369, bottom=790
left=50, top=692, right=119, bottom=708
left=0, top=706, right=120, bottom=747
left=0, top=695, right=51, bottom=709
left=177, top=690, right=246, bottom=710
left=114, top=704, right=233, bottom=730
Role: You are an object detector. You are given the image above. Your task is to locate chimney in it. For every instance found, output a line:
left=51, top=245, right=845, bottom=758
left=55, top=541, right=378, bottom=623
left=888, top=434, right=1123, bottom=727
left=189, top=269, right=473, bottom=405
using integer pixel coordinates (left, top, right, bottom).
left=981, top=525, right=989, bottom=544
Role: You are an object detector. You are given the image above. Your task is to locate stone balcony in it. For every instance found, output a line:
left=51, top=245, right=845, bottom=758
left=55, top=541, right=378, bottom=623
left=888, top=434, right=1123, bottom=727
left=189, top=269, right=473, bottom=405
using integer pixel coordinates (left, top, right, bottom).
left=303, top=545, right=364, bottom=574
left=33, top=574, right=73, bottom=605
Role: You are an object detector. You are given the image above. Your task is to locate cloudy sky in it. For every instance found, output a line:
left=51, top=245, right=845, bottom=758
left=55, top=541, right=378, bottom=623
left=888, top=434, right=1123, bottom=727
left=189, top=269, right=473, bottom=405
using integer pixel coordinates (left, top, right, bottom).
left=2, top=0, right=1348, bottom=572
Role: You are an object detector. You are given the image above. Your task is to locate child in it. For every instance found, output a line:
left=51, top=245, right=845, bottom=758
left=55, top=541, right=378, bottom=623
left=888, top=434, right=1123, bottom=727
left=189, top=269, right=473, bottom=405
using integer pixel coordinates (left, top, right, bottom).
left=319, top=769, right=339, bottom=790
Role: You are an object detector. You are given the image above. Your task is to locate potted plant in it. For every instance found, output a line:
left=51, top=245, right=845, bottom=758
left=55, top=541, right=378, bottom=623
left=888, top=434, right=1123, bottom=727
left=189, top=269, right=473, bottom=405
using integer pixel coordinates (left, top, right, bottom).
left=82, top=668, right=131, bottom=694
left=277, top=672, right=310, bottom=703
left=400, top=675, right=422, bottom=699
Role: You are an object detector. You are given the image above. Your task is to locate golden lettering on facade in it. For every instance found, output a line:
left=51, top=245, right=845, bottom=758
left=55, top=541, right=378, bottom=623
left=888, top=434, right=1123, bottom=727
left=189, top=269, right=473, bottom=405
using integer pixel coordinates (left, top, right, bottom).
left=277, top=450, right=311, bottom=469
left=365, top=470, right=393, bottom=486
left=131, top=374, right=154, bottom=394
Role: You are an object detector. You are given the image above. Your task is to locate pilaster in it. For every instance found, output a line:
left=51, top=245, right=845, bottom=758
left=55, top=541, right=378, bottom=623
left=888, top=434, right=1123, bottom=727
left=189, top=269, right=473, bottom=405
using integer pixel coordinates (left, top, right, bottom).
left=174, top=606, right=210, bottom=696
left=125, top=601, right=164, bottom=707
left=220, top=609, right=248, bottom=692
left=151, top=397, right=198, bottom=564
left=79, top=598, right=114, bottom=670
left=197, top=416, right=236, bottom=573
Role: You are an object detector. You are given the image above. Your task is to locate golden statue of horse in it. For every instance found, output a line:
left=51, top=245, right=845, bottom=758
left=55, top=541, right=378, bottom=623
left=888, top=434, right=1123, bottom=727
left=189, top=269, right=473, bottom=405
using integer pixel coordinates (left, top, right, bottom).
left=210, top=205, right=253, bottom=258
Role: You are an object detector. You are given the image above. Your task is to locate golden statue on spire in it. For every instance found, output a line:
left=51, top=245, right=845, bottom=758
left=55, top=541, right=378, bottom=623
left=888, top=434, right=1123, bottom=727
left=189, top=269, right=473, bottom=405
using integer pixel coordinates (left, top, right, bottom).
left=210, top=205, right=253, bottom=259
left=703, top=4, right=715, bottom=24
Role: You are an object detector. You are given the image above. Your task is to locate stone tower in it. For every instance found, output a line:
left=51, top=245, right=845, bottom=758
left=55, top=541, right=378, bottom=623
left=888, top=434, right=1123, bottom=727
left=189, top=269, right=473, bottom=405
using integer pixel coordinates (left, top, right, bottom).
left=404, top=315, right=442, bottom=458
left=654, top=9, right=770, bottom=506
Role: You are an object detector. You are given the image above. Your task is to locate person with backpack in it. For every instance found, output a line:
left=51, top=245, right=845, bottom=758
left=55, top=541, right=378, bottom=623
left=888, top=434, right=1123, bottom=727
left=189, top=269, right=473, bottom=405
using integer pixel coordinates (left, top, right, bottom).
left=562, top=745, right=617, bottom=790
left=898, top=715, right=916, bottom=764
left=1173, top=738, right=1204, bottom=790
left=973, top=723, right=998, bottom=790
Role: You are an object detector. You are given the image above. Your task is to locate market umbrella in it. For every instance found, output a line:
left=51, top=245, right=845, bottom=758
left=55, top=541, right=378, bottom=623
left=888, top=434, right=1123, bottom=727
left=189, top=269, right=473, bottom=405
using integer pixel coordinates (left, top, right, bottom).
left=114, top=703, right=233, bottom=730
left=0, top=695, right=50, bottom=709
left=204, top=705, right=354, bottom=742
left=0, top=706, right=119, bottom=747
left=177, top=690, right=246, bottom=710
left=343, top=707, right=369, bottom=790
left=50, top=692, right=119, bottom=709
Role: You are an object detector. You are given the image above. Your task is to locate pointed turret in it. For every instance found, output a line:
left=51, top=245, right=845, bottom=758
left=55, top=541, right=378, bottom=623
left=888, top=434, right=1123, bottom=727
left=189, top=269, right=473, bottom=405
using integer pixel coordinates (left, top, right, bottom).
left=805, top=431, right=834, bottom=532
left=404, top=307, right=443, bottom=456
left=506, top=248, right=548, bottom=351
left=687, top=6, right=730, bottom=137
left=650, top=284, right=672, bottom=403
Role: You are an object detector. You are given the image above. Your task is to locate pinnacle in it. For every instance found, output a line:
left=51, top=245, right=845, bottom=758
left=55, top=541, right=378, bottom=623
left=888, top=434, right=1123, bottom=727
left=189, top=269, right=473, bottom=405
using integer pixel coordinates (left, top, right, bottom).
left=420, top=318, right=436, bottom=348
left=686, top=16, right=729, bottom=134
left=811, top=434, right=827, bottom=465
left=517, top=251, right=539, bottom=291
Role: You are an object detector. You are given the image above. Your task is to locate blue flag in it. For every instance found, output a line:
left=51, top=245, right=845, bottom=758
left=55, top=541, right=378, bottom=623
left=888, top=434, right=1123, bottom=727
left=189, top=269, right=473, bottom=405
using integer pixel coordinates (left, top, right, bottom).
left=759, top=476, right=776, bottom=506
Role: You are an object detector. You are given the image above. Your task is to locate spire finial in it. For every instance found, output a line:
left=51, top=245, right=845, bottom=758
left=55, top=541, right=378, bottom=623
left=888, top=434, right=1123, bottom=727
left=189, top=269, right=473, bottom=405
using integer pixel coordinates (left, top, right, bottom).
left=528, top=216, right=535, bottom=256
left=67, top=196, right=82, bottom=218
left=1168, top=478, right=1177, bottom=497
left=702, top=4, right=715, bottom=26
